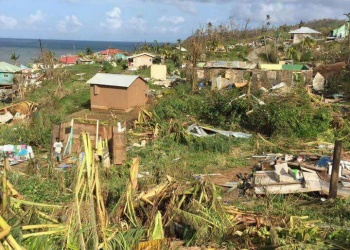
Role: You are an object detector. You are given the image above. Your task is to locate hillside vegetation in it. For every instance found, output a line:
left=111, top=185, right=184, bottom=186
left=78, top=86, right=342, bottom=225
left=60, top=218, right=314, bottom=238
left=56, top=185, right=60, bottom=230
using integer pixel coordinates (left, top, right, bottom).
left=1, top=17, right=350, bottom=249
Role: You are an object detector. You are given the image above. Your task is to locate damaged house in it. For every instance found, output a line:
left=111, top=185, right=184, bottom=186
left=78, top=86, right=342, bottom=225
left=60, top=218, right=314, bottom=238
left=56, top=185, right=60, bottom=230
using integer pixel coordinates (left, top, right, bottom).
left=201, top=61, right=313, bottom=90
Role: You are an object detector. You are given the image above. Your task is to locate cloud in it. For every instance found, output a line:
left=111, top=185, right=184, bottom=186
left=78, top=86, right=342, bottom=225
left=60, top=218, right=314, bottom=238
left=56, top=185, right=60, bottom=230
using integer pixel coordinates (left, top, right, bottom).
left=158, top=16, right=185, bottom=24
left=28, top=10, right=45, bottom=24
left=229, top=0, right=347, bottom=28
left=127, top=16, right=147, bottom=33
left=57, top=15, right=82, bottom=33
left=142, top=0, right=197, bottom=13
left=101, top=7, right=123, bottom=30
left=155, top=26, right=180, bottom=34
left=0, top=15, right=17, bottom=29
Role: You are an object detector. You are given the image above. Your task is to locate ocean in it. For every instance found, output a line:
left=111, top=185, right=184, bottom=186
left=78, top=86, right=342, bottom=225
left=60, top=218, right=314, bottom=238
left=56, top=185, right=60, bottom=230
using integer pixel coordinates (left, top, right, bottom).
left=0, top=38, right=141, bottom=65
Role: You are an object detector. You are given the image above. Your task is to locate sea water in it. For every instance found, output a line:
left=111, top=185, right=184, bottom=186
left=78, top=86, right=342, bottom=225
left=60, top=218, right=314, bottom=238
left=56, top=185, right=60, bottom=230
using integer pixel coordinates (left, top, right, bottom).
left=0, top=38, right=141, bottom=65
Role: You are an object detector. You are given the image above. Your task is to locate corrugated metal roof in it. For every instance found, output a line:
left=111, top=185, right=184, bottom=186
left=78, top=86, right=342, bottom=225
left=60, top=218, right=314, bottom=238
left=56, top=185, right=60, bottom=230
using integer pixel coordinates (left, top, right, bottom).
left=0, top=62, right=22, bottom=73
left=289, top=27, right=321, bottom=34
left=127, top=53, right=156, bottom=59
left=87, top=73, right=142, bottom=88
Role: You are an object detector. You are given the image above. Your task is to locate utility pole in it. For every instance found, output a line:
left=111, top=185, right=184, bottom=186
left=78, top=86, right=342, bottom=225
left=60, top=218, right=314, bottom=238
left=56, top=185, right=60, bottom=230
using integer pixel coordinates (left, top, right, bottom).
left=329, top=140, right=342, bottom=198
left=39, top=39, right=43, bottom=59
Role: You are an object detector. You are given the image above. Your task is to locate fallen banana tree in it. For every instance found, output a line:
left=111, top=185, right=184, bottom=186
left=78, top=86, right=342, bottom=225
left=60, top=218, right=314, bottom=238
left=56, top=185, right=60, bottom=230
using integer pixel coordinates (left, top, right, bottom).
left=1, top=132, right=349, bottom=249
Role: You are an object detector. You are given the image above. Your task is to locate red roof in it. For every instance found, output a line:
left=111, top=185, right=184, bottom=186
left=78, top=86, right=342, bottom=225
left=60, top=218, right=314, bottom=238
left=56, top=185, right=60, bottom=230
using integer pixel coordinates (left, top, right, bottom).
left=98, top=48, right=123, bottom=56
left=59, top=55, right=80, bottom=64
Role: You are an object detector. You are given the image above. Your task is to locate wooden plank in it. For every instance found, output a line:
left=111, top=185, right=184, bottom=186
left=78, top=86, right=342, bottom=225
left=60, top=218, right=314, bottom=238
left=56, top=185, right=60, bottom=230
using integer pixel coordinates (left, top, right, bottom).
left=288, top=162, right=327, bottom=172
left=255, top=171, right=300, bottom=186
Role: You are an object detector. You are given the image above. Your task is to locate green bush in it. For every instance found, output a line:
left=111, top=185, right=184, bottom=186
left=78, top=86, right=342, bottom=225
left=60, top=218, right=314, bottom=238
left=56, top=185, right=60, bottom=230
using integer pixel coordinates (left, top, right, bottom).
left=244, top=93, right=332, bottom=138
left=198, top=90, right=249, bottom=128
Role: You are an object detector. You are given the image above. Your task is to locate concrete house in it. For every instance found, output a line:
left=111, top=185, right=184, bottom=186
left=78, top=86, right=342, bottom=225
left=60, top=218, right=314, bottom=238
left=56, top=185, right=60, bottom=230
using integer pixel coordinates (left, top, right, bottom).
left=289, top=27, right=321, bottom=44
left=127, top=53, right=156, bottom=68
left=87, top=73, right=149, bottom=111
left=0, top=62, right=22, bottom=86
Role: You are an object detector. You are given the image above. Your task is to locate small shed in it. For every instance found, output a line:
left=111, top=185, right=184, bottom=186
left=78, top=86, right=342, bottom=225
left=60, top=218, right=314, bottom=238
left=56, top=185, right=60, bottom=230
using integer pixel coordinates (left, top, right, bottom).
left=0, top=62, right=22, bottom=86
left=87, top=73, right=149, bottom=111
left=289, top=27, right=321, bottom=44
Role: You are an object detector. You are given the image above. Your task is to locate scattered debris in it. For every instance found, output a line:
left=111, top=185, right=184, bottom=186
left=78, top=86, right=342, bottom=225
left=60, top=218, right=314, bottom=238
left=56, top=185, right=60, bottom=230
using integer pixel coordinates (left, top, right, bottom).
left=313, top=72, right=325, bottom=91
left=187, top=124, right=252, bottom=138
left=0, top=144, right=34, bottom=166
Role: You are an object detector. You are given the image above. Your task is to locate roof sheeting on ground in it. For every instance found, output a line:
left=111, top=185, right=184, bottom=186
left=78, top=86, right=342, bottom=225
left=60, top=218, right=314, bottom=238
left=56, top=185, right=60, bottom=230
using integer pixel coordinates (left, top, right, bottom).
left=0, top=62, right=22, bottom=73
left=205, top=61, right=257, bottom=69
left=289, top=27, right=321, bottom=34
left=87, top=73, right=143, bottom=88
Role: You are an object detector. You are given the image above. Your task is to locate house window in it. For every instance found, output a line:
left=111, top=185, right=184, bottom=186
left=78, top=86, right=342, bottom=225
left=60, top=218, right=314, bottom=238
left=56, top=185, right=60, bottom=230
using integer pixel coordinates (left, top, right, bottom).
left=94, top=85, right=100, bottom=95
left=3, top=74, right=8, bottom=78
left=149, top=58, right=152, bottom=62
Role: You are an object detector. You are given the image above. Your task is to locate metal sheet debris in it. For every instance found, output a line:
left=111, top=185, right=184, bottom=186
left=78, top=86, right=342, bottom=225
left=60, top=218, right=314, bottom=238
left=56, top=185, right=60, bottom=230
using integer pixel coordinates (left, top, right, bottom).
left=187, top=124, right=252, bottom=139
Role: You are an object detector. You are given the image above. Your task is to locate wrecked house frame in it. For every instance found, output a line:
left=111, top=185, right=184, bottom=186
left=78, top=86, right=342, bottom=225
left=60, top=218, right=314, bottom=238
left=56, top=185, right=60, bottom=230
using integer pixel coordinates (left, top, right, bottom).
left=200, top=61, right=313, bottom=89
left=51, top=119, right=126, bottom=165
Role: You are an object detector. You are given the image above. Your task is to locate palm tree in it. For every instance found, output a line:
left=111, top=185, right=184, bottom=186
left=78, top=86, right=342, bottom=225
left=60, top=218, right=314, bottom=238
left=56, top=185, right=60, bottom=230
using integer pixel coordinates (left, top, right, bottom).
left=177, top=39, right=182, bottom=50
left=286, top=46, right=301, bottom=62
left=10, top=52, right=20, bottom=66
left=85, top=46, right=93, bottom=55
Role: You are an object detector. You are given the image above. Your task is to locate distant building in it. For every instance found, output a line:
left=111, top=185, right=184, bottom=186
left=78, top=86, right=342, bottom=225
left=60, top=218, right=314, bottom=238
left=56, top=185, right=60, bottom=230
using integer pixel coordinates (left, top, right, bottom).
left=0, top=62, right=22, bottom=86
left=332, top=23, right=350, bottom=39
left=127, top=53, right=156, bottom=69
left=59, top=55, right=80, bottom=65
left=98, top=48, right=123, bottom=56
left=289, top=27, right=321, bottom=44
left=97, top=48, right=126, bottom=61
left=87, top=73, right=149, bottom=111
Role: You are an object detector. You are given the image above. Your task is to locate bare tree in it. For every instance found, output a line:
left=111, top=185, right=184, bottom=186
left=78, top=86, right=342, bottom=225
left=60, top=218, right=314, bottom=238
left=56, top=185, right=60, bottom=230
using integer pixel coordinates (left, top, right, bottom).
left=185, top=28, right=206, bottom=91
left=263, top=14, right=271, bottom=62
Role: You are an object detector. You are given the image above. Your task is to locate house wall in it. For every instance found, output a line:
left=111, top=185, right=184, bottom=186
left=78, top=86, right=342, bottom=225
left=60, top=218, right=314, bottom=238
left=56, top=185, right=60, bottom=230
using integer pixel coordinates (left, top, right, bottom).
left=90, top=78, right=149, bottom=111
left=129, top=55, right=154, bottom=68
left=203, top=68, right=313, bottom=89
left=126, top=78, right=149, bottom=108
left=292, top=33, right=318, bottom=44
left=90, top=85, right=128, bottom=110
left=151, top=64, right=167, bottom=80
left=0, top=72, right=14, bottom=85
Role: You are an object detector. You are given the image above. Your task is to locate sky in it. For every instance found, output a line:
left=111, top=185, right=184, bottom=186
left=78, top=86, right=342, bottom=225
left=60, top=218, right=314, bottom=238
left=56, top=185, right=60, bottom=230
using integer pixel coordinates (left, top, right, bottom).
left=0, top=0, right=348, bottom=42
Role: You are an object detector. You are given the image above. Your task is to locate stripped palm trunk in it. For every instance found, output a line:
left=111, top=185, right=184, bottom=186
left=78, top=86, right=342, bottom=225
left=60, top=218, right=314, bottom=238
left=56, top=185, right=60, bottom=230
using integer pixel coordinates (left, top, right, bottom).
left=67, top=133, right=108, bottom=249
